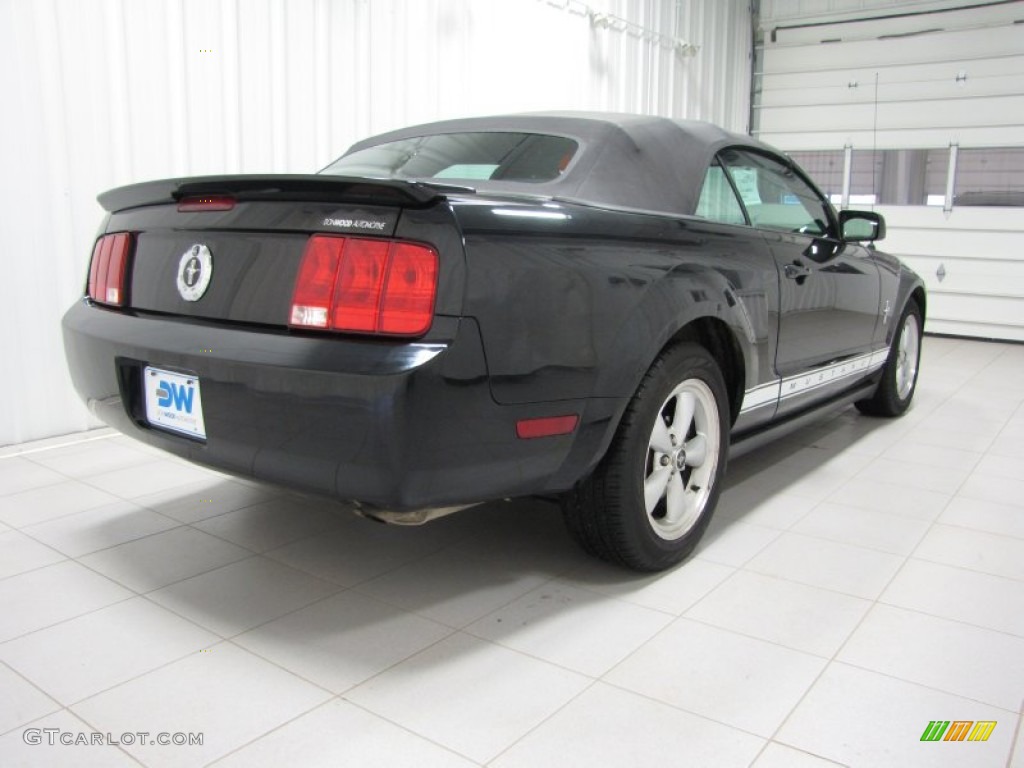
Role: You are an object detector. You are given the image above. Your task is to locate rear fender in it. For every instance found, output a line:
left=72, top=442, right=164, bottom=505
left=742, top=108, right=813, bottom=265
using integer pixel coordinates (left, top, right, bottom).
left=549, top=266, right=771, bottom=490
left=589, top=265, right=761, bottom=403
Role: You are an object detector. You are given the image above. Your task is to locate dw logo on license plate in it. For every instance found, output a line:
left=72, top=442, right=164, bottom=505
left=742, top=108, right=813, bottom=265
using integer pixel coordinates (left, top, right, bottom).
left=143, top=366, right=207, bottom=440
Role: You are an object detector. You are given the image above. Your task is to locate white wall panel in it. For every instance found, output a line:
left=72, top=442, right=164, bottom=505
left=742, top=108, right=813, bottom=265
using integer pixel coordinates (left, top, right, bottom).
left=0, top=0, right=752, bottom=446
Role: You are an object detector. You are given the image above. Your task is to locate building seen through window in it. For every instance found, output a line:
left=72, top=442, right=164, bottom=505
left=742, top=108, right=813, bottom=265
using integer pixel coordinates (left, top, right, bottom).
left=787, top=146, right=1023, bottom=209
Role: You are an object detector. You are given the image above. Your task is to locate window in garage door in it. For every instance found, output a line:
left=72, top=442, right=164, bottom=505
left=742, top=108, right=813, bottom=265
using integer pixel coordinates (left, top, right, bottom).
left=954, top=147, right=1024, bottom=207
left=849, top=149, right=950, bottom=206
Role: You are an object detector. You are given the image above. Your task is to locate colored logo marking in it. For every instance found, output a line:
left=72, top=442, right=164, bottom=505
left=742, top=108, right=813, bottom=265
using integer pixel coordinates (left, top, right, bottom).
left=920, top=720, right=996, bottom=742
left=157, top=380, right=195, bottom=414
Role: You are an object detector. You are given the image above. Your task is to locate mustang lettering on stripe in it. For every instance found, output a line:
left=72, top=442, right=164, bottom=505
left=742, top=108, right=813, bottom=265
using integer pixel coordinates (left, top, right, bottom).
left=740, top=348, right=889, bottom=414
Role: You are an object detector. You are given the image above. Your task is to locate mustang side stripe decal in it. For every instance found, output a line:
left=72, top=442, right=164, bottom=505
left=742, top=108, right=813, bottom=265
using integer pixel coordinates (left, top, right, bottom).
left=740, top=382, right=781, bottom=412
left=740, top=348, right=890, bottom=414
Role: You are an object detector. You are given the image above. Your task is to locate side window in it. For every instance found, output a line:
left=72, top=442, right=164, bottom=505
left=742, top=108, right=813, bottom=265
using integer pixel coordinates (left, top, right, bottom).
left=719, top=148, right=835, bottom=237
left=695, top=162, right=746, bottom=225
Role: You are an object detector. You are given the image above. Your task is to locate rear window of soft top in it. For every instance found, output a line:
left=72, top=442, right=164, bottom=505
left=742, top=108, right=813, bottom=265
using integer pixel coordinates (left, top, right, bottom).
left=321, top=132, right=579, bottom=184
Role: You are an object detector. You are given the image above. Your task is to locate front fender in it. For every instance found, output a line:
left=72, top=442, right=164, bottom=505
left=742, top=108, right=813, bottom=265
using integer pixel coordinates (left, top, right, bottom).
left=895, top=263, right=927, bottom=338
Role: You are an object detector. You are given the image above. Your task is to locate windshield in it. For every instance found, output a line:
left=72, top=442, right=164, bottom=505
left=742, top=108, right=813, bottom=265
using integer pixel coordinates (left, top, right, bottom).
left=321, top=132, right=579, bottom=184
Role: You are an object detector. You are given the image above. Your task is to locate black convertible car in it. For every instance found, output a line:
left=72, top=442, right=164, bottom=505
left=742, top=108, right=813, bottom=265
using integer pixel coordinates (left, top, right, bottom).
left=63, top=112, right=925, bottom=571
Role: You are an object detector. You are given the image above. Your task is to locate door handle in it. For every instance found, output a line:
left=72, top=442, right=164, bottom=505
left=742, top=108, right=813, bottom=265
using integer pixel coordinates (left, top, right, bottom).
left=784, top=262, right=811, bottom=280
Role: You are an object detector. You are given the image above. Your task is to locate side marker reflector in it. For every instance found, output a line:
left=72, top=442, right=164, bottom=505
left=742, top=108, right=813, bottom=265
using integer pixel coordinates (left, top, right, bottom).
left=516, top=415, right=579, bottom=440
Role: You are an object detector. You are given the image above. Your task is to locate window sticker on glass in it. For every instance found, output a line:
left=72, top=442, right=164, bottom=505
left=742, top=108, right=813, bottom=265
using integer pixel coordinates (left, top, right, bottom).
left=696, top=166, right=745, bottom=225
left=731, top=168, right=762, bottom=205
left=435, top=164, right=499, bottom=180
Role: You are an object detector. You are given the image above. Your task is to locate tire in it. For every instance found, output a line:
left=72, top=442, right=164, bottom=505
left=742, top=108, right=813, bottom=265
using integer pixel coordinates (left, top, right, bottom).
left=856, top=300, right=922, bottom=418
left=562, top=343, right=729, bottom=571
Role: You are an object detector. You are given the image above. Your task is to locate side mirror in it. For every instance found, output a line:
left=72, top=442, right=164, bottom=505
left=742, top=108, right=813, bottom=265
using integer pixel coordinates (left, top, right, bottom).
left=839, top=210, right=886, bottom=242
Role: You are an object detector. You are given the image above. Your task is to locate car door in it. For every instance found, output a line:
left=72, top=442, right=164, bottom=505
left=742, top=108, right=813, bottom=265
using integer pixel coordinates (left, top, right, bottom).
left=717, top=148, right=882, bottom=417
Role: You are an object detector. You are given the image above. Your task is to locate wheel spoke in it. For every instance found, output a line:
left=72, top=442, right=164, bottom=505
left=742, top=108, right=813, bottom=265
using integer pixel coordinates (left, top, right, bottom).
left=644, top=466, right=672, bottom=513
left=663, top=472, right=687, bottom=525
left=673, top=391, right=696, bottom=434
left=650, top=418, right=674, bottom=455
left=683, top=434, right=707, bottom=467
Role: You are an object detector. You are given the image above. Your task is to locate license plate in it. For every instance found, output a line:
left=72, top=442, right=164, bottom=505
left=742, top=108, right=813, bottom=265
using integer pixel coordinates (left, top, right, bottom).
left=143, top=366, right=207, bottom=440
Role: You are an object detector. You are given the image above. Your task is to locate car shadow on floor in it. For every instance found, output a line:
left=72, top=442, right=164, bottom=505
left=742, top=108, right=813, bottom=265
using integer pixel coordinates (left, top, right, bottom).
left=71, top=405, right=904, bottom=680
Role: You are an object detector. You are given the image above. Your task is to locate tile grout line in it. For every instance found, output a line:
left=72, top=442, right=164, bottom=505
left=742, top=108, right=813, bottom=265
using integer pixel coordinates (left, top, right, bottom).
left=0, top=588, right=140, bottom=648
left=754, top=353, right=1005, bottom=758
left=597, top=675, right=770, bottom=741
left=481, top=676, right=602, bottom=767
left=832, top=658, right=1022, bottom=715
left=0, top=429, right=120, bottom=459
left=340, top=694, right=488, bottom=767
left=0, top=660, right=62, bottom=738
left=11, top=504, right=185, bottom=562
left=1004, top=698, right=1024, bottom=768
left=198, top=696, right=341, bottom=768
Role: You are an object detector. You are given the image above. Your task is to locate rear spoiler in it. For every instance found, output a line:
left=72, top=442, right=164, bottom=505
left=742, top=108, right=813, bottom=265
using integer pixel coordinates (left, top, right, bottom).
left=97, top=174, right=445, bottom=213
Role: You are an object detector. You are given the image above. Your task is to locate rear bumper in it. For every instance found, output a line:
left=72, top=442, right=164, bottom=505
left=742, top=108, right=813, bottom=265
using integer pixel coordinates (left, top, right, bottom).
left=61, top=300, right=620, bottom=511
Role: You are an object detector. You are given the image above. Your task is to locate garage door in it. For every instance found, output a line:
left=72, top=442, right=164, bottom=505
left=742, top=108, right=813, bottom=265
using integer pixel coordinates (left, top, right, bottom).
left=754, top=0, right=1024, bottom=341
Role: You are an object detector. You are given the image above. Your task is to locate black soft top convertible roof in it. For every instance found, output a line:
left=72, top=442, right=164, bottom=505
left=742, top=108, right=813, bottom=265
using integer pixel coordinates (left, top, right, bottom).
left=342, top=111, right=770, bottom=216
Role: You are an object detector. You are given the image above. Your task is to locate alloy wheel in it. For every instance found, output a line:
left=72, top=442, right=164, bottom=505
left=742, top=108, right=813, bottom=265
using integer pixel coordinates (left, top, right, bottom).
left=644, top=378, right=721, bottom=540
left=896, top=313, right=920, bottom=400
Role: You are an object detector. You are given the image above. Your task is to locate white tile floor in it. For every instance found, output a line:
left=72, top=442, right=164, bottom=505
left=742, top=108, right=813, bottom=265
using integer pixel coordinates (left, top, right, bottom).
left=1, top=335, right=1023, bottom=767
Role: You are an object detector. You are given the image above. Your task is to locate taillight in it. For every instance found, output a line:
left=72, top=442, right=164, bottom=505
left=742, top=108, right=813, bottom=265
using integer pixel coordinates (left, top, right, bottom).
left=332, top=239, right=390, bottom=333
left=379, top=243, right=441, bottom=335
left=87, top=232, right=133, bottom=307
left=290, top=237, right=343, bottom=329
left=290, top=235, right=438, bottom=337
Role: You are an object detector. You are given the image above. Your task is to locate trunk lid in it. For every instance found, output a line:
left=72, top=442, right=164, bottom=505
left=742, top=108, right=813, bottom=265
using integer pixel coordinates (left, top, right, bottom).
left=97, top=175, right=460, bottom=330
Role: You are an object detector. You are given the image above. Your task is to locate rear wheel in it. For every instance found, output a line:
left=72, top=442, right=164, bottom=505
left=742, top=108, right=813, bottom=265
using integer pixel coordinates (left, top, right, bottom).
left=562, top=343, right=728, bottom=571
left=856, top=300, right=922, bottom=417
